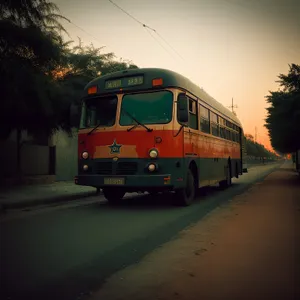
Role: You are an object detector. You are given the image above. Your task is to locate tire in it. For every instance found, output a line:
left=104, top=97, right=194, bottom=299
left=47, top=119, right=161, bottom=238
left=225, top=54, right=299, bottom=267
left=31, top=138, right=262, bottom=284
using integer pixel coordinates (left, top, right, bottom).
left=103, top=188, right=125, bottom=204
left=219, top=164, right=232, bottom=189
left=235, top=163, right=239, bottom=179
left=174, top=168, right=196, bottom=206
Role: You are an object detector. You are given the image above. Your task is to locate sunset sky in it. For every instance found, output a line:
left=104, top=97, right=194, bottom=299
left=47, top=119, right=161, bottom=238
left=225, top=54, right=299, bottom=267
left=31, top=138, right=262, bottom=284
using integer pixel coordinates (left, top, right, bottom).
left=54, top=0, right=300, bottom=151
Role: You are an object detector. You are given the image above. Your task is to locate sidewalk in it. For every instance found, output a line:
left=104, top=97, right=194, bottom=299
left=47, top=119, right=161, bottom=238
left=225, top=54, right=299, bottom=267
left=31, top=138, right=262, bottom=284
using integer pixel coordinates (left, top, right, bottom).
left=89, top=163, right=300, bottom=300
left=0, top=181, right=98, bottom=211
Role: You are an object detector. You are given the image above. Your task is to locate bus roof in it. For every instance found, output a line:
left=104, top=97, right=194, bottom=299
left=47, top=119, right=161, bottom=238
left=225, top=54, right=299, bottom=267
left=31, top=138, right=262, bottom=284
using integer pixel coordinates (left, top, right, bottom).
left=85, top=68, right=242, bottom=126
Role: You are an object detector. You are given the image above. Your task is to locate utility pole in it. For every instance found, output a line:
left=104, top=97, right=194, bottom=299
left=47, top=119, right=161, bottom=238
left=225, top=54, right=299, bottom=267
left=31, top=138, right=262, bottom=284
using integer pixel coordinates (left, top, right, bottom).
left=255, top=126, right=257, bottom=143
left=228, top=98, right=238, bottom=115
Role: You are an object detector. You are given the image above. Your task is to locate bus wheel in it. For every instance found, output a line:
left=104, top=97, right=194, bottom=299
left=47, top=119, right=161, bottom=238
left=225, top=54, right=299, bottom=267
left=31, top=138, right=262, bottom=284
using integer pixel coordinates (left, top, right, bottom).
left=235, top=162, right=239, bottom=178
left=219, top=164, right=232, bottom=189
left=174, top=169, right=196, bottom=206
left=103, top=188, right=125, bottom=204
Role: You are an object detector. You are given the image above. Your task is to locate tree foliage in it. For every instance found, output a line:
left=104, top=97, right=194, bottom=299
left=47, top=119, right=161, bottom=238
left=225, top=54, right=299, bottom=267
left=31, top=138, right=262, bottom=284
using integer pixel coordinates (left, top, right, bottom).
left=244, top=135, right=277, bottom=159
left=56, top=40, right=138, bottom=105
left=0, top=0, right=138, bottom=140
left=55, top=40, right=138, bottom=127
left=265, top=64, right=300, bottom=153
left=0, top=0, right=69, bottom=138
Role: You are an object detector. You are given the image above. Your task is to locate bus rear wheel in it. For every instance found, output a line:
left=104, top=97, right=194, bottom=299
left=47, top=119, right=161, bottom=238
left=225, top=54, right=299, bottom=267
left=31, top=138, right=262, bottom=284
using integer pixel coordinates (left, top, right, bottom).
left=174, top=168, right=196, bottom=206
left=219, top=164, right=232, bottom=189
left=103, top=188, right=125, bottom=204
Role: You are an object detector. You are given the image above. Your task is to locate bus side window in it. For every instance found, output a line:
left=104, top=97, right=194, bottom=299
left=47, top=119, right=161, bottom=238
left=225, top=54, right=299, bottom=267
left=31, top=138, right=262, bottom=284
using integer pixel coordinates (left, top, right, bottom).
left=235, top=131, right=239, bottom=142
left=234, top=131, right=237, bottom=142
left=210, top=112, right=219, bottom=137
left=188, top=98, right=198, bottom=130
left=199, top=104, right=210, bottom=133
left=219, top=117, right=225, bottom=139
left=232, top=131, right=236, bottom=142
left=225, top=128, right=231, bottom=140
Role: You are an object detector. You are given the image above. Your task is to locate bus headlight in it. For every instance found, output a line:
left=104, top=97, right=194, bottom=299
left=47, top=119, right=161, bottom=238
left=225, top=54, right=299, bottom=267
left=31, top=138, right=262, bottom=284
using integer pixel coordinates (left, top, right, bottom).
left=82, top=151, right=89, bottom=159
left=149, top=148, right=158, bottom=159
left=148, top=163, right=156, bottom=172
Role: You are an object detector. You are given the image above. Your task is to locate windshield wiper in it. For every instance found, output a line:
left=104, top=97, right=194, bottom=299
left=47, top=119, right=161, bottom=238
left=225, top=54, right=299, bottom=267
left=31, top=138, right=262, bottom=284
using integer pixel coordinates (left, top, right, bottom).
left=173, top=124, right=184, bottom=137
left=87, top=123, right=101, bottom=135
left=123, top=109, right=153, bottom=132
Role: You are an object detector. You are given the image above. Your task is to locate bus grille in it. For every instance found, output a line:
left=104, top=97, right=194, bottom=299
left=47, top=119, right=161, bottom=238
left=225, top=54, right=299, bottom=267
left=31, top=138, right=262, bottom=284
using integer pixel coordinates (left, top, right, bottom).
left=116, top=162, right=138, bottom=175
left=95, top=162, right=113, bottom=175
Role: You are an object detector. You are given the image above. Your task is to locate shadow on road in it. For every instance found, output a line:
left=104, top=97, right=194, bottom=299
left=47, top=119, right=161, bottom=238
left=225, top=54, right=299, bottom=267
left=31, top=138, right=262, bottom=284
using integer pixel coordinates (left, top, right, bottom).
left=89, top=184, right=238, bottom=211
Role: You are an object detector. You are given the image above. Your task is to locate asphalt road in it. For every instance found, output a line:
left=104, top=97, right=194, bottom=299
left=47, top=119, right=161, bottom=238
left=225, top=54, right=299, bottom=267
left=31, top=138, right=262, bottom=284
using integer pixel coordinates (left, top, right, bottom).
left=0, top=163, right=282, bottom=300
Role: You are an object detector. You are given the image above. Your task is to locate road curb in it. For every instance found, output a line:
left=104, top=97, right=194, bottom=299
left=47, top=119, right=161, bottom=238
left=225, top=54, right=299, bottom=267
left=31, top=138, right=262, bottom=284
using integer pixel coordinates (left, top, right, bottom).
left=1, top=190, right=101, bottom=211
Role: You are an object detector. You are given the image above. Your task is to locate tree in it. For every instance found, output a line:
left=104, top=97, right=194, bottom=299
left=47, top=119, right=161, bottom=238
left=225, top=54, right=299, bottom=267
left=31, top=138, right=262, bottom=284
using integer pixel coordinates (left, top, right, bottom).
left=265, top=64, right=300, bottom=153
left=245, top=133, right=254, bottom=142
left=0, top=1, right=139, bottom=177
left=0, top=1, right=139, bottom=139
left=0, top=0, right=71, bottom=176
left=0, top=0, right=69, bottom=138
left=244, top=134, right=277, bottom=160
left=277, top=63, right=300, bottom=93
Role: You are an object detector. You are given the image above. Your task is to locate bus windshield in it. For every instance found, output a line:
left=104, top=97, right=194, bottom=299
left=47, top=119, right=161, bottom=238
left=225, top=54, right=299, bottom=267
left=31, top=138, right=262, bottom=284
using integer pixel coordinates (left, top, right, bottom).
left=119, top=91, right=173, bottom=125
left=80, top=96, right=118, bottom=129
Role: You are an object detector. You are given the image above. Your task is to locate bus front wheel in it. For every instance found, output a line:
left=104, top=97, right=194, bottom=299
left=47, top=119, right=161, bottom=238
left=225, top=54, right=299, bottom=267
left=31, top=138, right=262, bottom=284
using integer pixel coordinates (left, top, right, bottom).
left=174, top=169, right=196, bottom=206
left=103, top=188, right=125, bottom=204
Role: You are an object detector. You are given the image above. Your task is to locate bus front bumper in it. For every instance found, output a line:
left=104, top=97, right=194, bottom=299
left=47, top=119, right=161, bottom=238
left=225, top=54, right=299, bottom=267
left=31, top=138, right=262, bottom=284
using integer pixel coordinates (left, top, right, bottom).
left=74, top=174, right=174, bottom=189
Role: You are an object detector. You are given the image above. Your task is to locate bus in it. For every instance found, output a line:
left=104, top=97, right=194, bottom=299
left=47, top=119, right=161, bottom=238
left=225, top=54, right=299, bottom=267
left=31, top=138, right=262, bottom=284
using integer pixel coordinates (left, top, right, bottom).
left=74, top=68, right=246, bottom=206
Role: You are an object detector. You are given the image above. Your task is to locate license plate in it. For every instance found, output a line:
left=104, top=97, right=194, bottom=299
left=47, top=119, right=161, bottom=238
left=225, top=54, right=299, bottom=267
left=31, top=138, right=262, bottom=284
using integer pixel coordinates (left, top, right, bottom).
left=104, top=177, right=125, bottom=185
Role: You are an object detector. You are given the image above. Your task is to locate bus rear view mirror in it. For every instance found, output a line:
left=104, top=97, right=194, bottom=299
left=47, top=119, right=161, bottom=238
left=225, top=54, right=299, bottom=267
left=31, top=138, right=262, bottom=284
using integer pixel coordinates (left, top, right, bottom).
left=177, top=94, right=189, bottom=124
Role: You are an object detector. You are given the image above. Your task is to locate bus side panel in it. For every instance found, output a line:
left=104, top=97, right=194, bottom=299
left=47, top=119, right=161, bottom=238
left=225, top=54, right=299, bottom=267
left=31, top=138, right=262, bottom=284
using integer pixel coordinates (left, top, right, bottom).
left=183, top=129, right=241, bottom=187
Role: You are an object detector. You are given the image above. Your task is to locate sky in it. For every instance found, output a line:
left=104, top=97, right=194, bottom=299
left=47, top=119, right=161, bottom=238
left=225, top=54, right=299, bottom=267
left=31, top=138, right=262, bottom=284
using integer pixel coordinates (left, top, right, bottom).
left=53, top=0, right=300, bottom=151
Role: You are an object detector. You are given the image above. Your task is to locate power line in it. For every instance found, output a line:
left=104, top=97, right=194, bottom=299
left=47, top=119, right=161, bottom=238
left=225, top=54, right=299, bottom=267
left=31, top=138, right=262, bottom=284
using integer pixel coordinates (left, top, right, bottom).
left=66, top=19, right=107, bottom=49
left=108, top=0, right=184, bottom=61
left=63, top=14, right=178, bottom=67
left=108, top=0, right=154, bottom=31
left=155, top=31, right=185, bottom=61
left=143, top=27, right=178, bottom=61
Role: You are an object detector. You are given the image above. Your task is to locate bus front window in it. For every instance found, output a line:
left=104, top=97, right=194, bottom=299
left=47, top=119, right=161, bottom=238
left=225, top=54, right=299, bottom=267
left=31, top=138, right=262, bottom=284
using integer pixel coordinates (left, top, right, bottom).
left=119, top=91, right=173, bottom=126
left=80, top=96, right=118, bottom=129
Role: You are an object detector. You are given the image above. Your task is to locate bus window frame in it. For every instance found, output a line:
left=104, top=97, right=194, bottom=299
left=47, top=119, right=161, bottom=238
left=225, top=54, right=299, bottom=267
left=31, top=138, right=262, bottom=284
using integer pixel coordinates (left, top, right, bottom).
left=188, top=96, right=198, bottom=130
left=119, top=89, right=174, bottom=126
left=199, top=103, right=210, bottom=134
left=210, top=111, right=219, bottom=137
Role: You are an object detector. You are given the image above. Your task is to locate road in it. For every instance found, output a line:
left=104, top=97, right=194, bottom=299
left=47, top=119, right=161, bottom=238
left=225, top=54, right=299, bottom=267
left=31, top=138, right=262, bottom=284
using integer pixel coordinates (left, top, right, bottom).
left=0, top=163, right=281, bottom=300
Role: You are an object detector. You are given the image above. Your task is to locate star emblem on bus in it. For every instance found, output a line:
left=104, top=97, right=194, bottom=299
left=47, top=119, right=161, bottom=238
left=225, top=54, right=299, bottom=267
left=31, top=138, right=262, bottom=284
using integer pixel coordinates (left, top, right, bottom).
left=109, top=139, right=122, bottom=154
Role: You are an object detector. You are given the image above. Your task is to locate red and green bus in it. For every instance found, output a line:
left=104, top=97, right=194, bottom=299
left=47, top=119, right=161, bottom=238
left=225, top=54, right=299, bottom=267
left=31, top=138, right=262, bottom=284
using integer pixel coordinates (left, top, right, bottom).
left=74, top=68, right=246, bottom=206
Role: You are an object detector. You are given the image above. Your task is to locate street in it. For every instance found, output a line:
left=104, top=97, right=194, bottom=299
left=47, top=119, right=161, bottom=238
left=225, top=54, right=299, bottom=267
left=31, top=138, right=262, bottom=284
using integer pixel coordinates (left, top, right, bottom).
left=0, top=163, right=286, bottom=300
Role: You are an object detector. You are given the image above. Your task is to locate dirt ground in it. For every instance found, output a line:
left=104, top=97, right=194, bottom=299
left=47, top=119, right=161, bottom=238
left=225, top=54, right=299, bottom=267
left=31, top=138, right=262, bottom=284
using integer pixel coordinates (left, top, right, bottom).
left=89, top=166, right=300, bottom=300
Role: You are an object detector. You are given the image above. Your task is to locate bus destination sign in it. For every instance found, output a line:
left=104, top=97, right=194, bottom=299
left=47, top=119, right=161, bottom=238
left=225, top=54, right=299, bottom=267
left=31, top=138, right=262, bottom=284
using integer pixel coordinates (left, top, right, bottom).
left=105, top=76, right=144, bottom=89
